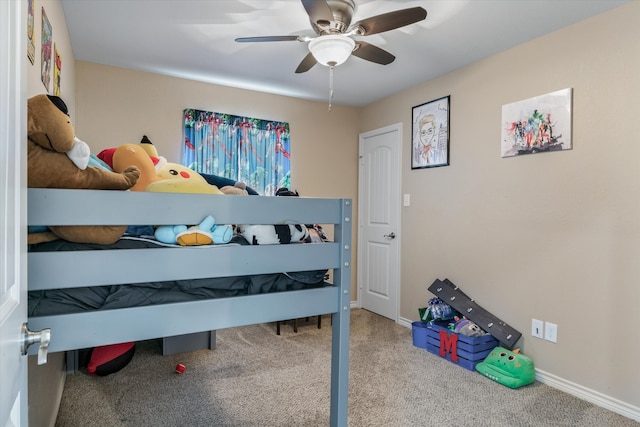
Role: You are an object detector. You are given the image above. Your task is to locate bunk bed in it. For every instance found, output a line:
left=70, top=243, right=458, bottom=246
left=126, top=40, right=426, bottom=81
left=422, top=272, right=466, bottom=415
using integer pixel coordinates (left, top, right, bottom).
left=26, top=188, right=352, bottom=427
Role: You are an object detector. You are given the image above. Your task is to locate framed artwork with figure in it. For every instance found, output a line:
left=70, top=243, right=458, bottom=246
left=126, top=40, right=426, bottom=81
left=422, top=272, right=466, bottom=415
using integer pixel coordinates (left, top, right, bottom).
left=411, top=96, right=450, bottom=169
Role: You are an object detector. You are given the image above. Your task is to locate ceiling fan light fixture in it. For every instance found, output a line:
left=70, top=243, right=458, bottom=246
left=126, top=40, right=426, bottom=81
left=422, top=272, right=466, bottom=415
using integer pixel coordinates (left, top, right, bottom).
left=308, top=34, right=355, bottom=67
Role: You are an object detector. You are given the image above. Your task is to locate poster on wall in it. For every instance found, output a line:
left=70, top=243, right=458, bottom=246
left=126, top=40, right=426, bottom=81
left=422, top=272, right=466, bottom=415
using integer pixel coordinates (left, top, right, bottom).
left=53, top=44, right=61, bottom=96
left=411, top=95, right=450, bottom=169
left=41, top=7, right=52, bottom=92
left=501, top=88, right=573, bottom=158
left=27, top=0, right=35, bottom=64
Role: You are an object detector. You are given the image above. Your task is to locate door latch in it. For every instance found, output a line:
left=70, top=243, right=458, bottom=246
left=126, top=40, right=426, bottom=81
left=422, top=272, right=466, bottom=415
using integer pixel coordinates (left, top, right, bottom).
left=384, top=232, right=396, bottom=239
left=21, top=323, right=51, bottom=365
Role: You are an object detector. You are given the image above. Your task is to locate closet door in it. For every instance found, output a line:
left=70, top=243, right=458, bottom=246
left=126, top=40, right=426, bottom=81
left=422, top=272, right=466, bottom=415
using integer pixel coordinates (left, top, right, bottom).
left=358, top=123, right=402, bottom=321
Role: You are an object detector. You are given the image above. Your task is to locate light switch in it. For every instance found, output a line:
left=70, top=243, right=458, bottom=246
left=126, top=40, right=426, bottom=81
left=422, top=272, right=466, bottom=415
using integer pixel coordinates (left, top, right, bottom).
left=403, top=194, right=411, bottom=207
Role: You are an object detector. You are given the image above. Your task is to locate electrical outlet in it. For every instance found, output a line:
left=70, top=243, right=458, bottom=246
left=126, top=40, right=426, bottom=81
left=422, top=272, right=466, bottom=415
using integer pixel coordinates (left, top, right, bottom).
left=545, top=322, right=558, bottom=343
left=531, top=319, right=544, bottom=339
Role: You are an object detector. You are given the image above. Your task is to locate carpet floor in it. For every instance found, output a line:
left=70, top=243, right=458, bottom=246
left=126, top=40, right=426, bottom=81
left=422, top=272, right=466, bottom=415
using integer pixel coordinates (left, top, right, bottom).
left=55, top=308, right=638, bottom=426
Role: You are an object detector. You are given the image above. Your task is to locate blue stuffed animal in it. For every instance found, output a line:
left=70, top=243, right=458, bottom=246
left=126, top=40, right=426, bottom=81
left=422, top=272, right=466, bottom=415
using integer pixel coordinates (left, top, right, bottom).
left=155, top=215, right=232, bottom=246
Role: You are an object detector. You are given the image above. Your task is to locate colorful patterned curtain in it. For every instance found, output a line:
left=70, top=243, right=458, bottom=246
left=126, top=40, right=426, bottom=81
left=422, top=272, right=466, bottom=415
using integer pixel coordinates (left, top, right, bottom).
left=182, top=109, right=291, bottom=196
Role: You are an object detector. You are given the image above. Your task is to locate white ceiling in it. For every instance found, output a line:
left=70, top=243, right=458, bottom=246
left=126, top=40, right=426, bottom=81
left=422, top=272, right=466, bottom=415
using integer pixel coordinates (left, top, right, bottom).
left=60, top=0, right=630, bottom=107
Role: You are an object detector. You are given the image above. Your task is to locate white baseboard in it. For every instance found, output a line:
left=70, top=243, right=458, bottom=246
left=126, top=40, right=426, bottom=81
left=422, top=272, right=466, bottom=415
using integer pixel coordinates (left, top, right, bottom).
left=398, top=316, right=412, bottom=328
left=535, top=369, right=640, bottom=422
left=397, top=317, right=639, bottom=423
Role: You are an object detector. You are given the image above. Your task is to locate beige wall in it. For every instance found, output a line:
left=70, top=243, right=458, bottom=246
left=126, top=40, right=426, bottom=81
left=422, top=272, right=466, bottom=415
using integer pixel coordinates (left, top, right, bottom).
left=361, top=1, right=640, bottom=410
left=73, top=62, right=360, bottom=195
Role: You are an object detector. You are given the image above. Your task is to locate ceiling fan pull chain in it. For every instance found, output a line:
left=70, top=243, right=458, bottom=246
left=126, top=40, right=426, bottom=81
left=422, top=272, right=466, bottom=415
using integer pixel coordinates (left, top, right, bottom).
left=328, top=65, right=335, bottom=112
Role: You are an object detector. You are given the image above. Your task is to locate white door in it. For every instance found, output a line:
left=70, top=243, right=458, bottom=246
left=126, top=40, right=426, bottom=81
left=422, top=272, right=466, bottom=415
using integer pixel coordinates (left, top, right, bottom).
left=1, top=1, right=29, bottom=425
left=358, top=123, right=402, bottom=320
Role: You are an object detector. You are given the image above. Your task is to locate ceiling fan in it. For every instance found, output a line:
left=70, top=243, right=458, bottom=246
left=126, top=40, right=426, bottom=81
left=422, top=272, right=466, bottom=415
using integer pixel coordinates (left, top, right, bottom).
left=235, top=0, right=428, bottom=73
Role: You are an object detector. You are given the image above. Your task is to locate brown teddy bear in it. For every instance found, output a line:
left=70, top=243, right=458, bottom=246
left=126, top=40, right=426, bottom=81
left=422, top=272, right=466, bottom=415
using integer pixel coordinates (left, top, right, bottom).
left=27, top=94, right=140, bottom=245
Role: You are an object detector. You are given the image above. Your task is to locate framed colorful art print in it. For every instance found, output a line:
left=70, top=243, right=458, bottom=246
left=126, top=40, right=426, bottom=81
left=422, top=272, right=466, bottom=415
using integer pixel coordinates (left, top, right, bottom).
left=501, top=88, right=572, bottom=158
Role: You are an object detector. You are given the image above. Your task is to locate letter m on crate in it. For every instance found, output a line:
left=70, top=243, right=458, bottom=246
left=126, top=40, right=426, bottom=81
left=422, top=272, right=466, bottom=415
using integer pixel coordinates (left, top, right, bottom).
left=439, top=330, right=459, bottom=362
left=425, top=320, right=499, bottom=371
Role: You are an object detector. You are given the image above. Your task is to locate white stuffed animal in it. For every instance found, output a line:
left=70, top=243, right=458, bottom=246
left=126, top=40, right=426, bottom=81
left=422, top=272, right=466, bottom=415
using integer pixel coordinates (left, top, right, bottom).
left=238, top=224, right=309, bottom=245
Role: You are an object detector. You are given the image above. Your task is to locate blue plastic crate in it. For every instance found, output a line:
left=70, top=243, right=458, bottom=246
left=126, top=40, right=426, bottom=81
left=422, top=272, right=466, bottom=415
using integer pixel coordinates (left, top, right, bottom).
left=412, top=321, right=429, bottom=349
left=424, top=320, right=499, bottom=371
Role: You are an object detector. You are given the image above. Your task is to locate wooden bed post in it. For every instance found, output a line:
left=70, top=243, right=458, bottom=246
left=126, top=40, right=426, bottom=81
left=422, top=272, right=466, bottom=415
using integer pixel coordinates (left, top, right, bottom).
left=330, top=199, right=352, bottom=427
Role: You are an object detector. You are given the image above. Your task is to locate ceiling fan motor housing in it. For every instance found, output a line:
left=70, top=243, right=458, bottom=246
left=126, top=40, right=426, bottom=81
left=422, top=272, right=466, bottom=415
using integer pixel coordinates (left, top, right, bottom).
left=311, top=0, right=357, bottom=34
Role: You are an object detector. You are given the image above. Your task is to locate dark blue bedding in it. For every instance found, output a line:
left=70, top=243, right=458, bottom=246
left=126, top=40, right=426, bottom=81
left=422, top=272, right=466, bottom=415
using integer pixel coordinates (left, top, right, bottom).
left=28, top=238, right=327, bottom=316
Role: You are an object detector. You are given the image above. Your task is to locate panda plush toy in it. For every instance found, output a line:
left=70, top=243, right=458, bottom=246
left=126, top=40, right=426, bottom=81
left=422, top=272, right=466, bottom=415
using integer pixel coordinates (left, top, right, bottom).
left=237, top=223, right=309, bottom=245
left=237, top=188, right=310, bottom=245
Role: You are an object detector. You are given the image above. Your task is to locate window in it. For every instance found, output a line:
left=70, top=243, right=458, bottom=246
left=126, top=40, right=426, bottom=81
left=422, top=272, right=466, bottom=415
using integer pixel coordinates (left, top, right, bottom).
left=182, top=109, right=291, bottom=196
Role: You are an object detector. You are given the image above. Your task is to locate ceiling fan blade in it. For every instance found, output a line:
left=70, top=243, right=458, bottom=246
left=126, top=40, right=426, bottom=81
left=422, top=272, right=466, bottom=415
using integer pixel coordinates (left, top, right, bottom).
left=352, top=41, right=395, bottom=65
left=295, top=52, right=317, bottom=73
left=301, top=0, right=334, bottom=26
left=350, top=7, right=427, bottom=36
left=235, top=35, right=302, bottom=43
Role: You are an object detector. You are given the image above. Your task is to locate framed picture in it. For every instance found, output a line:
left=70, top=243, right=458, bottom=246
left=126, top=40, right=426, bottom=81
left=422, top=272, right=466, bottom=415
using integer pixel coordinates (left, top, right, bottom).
left=53, top=43, right=62, bottom=96
left=501, top=88, right=572, bottom=158
left=27, top=0, right=35, bottom=64
left=411, top=95, right=450, bottom=169
left=41, top=7, right=52, bottom=92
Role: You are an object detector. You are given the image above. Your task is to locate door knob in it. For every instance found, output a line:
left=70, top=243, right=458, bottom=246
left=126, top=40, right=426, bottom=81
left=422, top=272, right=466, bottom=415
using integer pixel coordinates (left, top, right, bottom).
left=21, top=323, right=51, bottom=365
left=384, top=232, right=396, bottom=239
